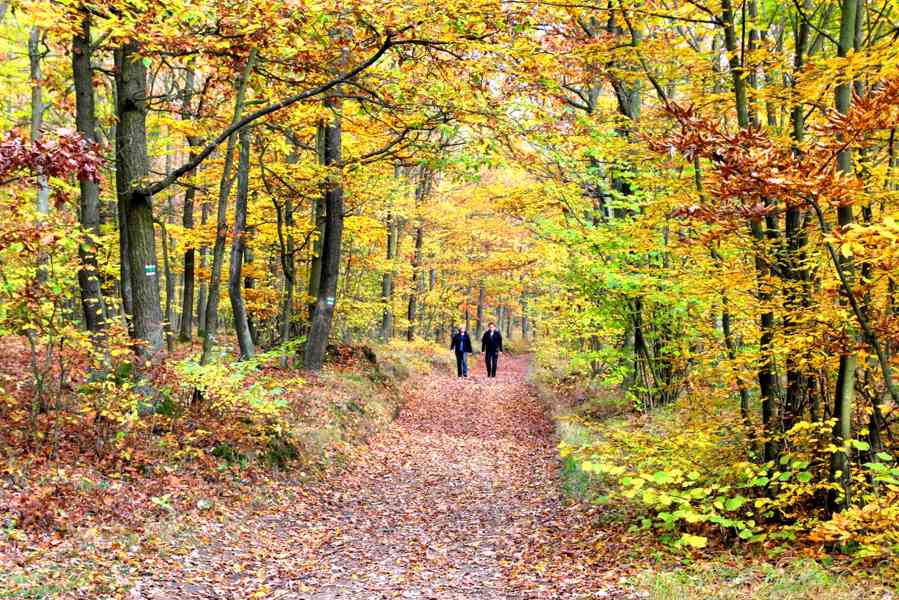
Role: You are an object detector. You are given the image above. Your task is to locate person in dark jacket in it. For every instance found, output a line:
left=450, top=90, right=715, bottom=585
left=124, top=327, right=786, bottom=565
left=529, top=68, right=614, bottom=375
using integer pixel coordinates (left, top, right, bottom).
left=450, top=326, right=473, bottom=377
left=481, top=322, right=503, bottom=378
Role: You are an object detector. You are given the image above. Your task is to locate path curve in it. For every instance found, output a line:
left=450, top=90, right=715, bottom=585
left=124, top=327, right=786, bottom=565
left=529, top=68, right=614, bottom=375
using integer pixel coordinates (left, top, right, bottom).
left=131, top=355, right=633, bottom=599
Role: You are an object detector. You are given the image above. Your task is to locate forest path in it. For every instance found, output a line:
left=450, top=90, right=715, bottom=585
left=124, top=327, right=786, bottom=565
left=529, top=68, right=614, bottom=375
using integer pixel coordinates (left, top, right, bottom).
left=131, top=355, right=633, bottom=599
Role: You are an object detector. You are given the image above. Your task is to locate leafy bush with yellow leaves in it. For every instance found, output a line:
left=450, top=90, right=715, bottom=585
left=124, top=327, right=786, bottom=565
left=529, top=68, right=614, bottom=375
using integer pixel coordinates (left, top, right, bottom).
left=561, top=406, right=899, bottom=559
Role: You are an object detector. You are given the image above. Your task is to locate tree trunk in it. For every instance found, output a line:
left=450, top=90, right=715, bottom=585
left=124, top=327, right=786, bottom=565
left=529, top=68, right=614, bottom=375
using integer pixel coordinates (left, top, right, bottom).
left=200, top=50, right=256, bottom=365
left=276, top=158, right=296, bottom=366
left=829, top=0, right=859, bottom=513
left=424, top=267, right=437, bottom=337
left=117, top=189, right=133, bottom=326
left=29, top=26, right=49, bottom=214
left=721, top=0, right=778, bottom=462
left=758, top=305, right=778, bottom=462
left=721, top=295, right=752, bottom=429
left=228, top=127, right=255, bottom=360
left=406, top=226, right=423, bottom=341
left=308, top=124, right=327, bottom=320
left=405, top=167, right=432, bottom=341
left=160, top=221, right=176, bottom=352
left=304, top=108, right=343, bottom=372
left=178, top=69, right=200, bottom=342
left=465, top=286, right=471, bottom=332
left=830, top=354, right=856, bottom=511
left=275, top=140, right=299, bottom=363
left=521, top=293, right=529, bottom=340
left=244, top=241, right=258, bottom=346
left=720, top=0, right=750, bottom=129
left=72, top=11, right=106, bottom=333
left=783, top=3, right=813, bottom=431
left=380, top=209, right=397, bottom=340
left=196, top=200, right=209, bottom=337
left=115, top=41, right=163, bottom=356
left=179, top=179, right=198, bottom=341
left=475, top=283, right=485, bottom=337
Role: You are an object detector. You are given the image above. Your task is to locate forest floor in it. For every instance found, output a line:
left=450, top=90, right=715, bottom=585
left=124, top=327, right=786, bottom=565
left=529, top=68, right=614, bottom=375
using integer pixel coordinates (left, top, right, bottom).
left=125, top=354, right=638, bottom=599
left=4, top=346, right=891, bottom=599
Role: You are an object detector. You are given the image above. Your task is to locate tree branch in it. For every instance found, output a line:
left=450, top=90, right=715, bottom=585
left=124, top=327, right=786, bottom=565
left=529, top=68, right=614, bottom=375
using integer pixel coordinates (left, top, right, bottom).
left=139, top=31, right=407, bottom=197
left=808, top=196, right=899, bottom=404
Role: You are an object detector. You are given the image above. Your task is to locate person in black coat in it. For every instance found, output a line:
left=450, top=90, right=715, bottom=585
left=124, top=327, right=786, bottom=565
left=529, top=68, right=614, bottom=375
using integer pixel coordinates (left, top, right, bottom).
left=481, top=322, right=503, bottom=377
left=450, top=326, right=473, bottom=377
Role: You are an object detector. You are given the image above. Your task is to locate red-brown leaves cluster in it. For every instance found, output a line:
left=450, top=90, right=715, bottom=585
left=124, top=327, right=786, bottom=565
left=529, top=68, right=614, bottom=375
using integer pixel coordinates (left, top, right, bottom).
left=819, top=78, right=899, bottom=143
left=0, top=128, right=102, bottom=186
left=649, top=100, right=878, bottom=227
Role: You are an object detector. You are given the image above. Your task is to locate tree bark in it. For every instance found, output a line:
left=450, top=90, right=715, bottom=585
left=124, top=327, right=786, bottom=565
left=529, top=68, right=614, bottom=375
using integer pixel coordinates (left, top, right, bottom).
left=406, top=226, right=423, bottom=341
left=304, top=108, right=344, bottom=371
left=465, top=285, right=472, bottom=332
left=721, top=0, right=779, bottom=461
left=29, top=26, right=49, bottom=214
left=783, top=1, right=813, bottom=431
left=228, top=127, right=255, bottom=360
left=196, top=200, right=209, bottom=337
left=405, top=167, right=432, bottom=341
left=72, top=11, right=106, bottom=333
left=275, top=149, right=297, bottom=367
left=245, top=241, right=258, bottom=346
left=178, top=69, right=201, bottom=342
left=425, top=267, right=437, bottom=337
left=475, top=282, right=485, bottom=337
left=721, top=0, right=750, bottom=130
left=308, top=124, right=327, bottom=321
left=179, top=181, right=198, bottom=341
left=520, top=288, right=529, bottom=340
left=160, top=220, right=176, bottom=352
left=200, top=49, right=257, bottom=365
left=115, top=41, right=163, bottom=356
left=829, top=0, right=859, bottom=513
left=380, top=208, right=397, bottom=340
left=117, top=187, right=133, bottom=326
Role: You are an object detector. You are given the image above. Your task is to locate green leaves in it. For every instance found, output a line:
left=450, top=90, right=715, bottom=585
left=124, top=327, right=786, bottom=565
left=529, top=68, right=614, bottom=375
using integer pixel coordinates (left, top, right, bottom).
left=850, top=439, right=871, bottom=451
left=796, top=472, right=813, bottom=484
left=652, top=470, right=673, bottom=484
left=724, top=496, right=747, bottom=512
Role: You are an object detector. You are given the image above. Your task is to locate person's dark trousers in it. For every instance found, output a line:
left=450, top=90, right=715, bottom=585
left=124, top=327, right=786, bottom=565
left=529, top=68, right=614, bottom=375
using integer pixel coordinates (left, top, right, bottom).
left=485, top=351, right=498, bottom=377
left=455, top=351, right=468, bottom=377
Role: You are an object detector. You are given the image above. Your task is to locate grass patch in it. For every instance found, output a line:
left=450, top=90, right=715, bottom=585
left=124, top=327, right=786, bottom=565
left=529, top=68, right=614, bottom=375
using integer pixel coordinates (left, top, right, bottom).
left=638, top=559, right=892, bottom=600
left=556, top=418, right=602, bottom=500
left=2, top=572, right=78, bottom=599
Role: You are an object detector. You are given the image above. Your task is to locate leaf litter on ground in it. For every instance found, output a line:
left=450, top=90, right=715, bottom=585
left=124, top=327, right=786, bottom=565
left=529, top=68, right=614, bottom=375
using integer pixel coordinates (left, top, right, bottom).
left=4, top=353, right=641, bottom=599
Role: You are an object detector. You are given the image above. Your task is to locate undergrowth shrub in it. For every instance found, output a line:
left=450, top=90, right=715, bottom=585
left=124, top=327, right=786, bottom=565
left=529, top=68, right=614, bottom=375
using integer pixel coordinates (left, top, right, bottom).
left=561, top=398, right=899, bottom=563
left=503, top=337, right=531, bottom=355
left=373, top=338, right=454, bottom=378
left=170, top=344, right=305, bottom=466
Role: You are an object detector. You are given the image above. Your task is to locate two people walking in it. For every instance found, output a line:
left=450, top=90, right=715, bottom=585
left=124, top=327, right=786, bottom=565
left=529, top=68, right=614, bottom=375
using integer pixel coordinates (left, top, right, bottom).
left=450, top=322, right=503, bottom=378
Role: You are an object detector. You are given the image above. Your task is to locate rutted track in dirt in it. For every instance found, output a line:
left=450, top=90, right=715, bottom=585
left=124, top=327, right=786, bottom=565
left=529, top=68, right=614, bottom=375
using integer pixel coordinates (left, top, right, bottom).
left=131, top=355, right=633, bottom=599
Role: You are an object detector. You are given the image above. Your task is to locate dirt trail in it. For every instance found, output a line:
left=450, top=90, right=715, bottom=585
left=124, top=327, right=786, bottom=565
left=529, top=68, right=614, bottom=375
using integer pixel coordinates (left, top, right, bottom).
left=131, top=355, right=633, bottom=599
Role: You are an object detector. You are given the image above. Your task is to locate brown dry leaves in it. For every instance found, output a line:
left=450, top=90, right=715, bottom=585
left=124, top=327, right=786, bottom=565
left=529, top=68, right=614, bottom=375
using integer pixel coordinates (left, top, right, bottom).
left=4, top=353, right=638, bottom=599
left=127, top=355, right=635, bottom=599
